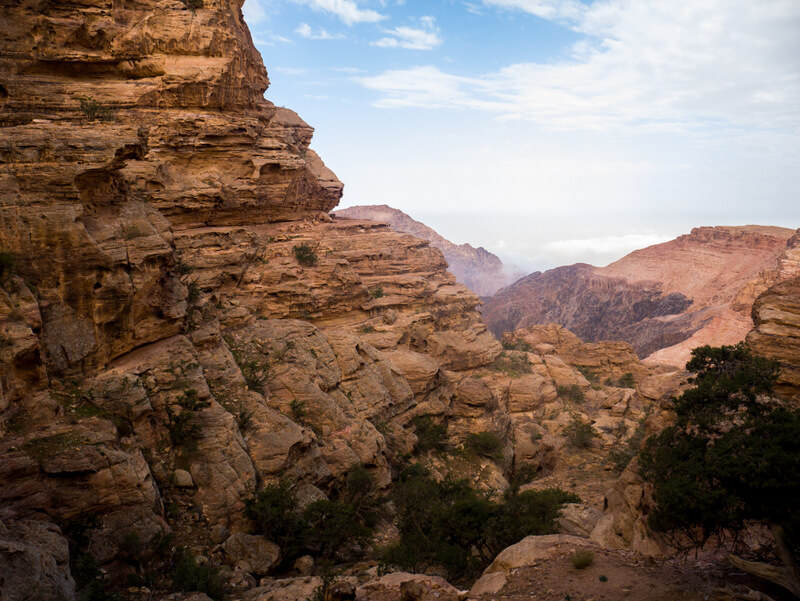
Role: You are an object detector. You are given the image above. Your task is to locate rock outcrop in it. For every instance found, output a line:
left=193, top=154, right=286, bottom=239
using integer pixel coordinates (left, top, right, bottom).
left=0, top=1, right=509, bottom=594
left=482, top=226, right=795, bottom=365
left=0, top=1, right=734, bottom=599
left=747, top=231, right=800, bottom=402
left=334, top=204, right=520, bottom=296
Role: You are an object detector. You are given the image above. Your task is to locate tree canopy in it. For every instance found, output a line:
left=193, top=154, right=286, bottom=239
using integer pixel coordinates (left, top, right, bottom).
left=640, top=344, right=800, bottom=598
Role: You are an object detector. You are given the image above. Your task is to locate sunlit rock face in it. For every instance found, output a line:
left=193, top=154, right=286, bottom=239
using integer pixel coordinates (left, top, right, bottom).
left=0, top=0, right=511, bottom=573
left=747, top=229, right=800, bottom=403
left=483, top=225, right=795, bottom=365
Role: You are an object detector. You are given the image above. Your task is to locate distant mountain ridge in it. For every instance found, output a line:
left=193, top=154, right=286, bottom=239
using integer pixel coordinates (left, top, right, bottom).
left=482, top=225, right=797, bottom=365
left=333, top=204, right=521, bottom=296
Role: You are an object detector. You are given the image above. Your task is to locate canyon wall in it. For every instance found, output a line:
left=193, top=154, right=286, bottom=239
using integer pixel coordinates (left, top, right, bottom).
left=482, top=226, right=796, bottom=365
left=334, top=204, right=520, bottom=296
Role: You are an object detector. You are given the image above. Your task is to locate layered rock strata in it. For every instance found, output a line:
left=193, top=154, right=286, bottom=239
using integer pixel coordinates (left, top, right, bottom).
left=747, top=230, right=800, bottom=402
left=0, top=2, right=512, bottom=596
left=482, top=226, right=795, bottom=365
left=334, top=204, right=520, bottom=296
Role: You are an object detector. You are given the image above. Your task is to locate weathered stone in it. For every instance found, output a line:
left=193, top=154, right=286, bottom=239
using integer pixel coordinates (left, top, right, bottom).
left=356, top=572, right=460, bottom=601
left=222, top=533, right=281, bottom=576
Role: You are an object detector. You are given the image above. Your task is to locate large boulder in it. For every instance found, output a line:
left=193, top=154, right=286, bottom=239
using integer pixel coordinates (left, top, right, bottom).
left=0, top=518, right=76, bottom=601
left=355, top=572, right=461, bottom=601
left=222, top=533, right=281, bottom=576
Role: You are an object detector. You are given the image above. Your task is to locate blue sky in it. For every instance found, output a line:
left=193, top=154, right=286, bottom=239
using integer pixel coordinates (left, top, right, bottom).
left=242, top=0, right=800, bottom=272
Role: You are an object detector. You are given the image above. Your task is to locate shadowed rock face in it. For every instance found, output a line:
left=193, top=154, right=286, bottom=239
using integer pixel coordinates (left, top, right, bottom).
left=334, top=204, right=521, bottom=296
left=482, top=264, right=697, bottom=358
left=482, top=226, right=795, bottom=363
left=747, top=230, right=800, bottom=403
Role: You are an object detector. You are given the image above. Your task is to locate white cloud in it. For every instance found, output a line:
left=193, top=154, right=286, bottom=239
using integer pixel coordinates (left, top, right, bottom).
left=480, top=0, right=587, bottom=23
left=360, top=0, right=800, bottom=133
left=371, top=16, right=442, bottom=50
left=295, top=22, right=343, bottom=39
left=542, top=233, right=675, bottom=257
left=294, top=0, right=386, bottom=25
left=242, top=0, right=268, bottom=24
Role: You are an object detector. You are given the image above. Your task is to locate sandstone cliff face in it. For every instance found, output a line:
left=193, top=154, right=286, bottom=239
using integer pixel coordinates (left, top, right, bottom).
left=747, top=231, right=800, bottom=403
left=0, top=1, right=713, bottom=598
left=334, top=204, right=520, bottom=296
left=0, top=1, right=513, bottom=593
left=482, top=226, right=795, bottom=365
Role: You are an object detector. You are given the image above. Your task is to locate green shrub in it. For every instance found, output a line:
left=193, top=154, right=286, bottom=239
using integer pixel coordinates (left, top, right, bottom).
left=383, top=464, right=579, bottom=584
left=370, top=286, right=384, bottom=299
left=165, top=409, right=202, bottom=451
left=290, top=399, right=306, bottom=421
left=599, top=574, right=608, bottom=582
left=245, top=476, right=377, bottom=564
left=411, top=415, right=448, bottom=453
left=77, top=96, right=112, bottom=121
left=556, top=384, right=584, bottom=402
left=187, top=282, right=200, bottom=303
left=490, top=351, right=532, bottom=377
left=618, top=372, right=636, bottom=388
left=501, top=339, right=533, bottom=352
left=563, top=416, right=596, bottom=448
left=576, top=366, right=597, bottom=382
left=569, top=549, right=594, bottom=569
left=608, top=419, right=647, bottom=473
left=227, top=340, right=270, bottom=390
left=293, top=242, right=319, bottom=267
left=170, top=546, right=226, bottom=600
left=464, top=432, right=503, bottom=460
left=180, top=0, right=204, bottom=9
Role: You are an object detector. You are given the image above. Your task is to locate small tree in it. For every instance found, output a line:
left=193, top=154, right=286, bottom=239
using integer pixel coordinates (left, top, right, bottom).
left=640, top=344, right=800, bottom=599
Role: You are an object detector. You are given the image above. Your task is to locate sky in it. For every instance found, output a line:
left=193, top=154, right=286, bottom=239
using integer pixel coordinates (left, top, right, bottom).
left=242, top=0, right=800, bottom=273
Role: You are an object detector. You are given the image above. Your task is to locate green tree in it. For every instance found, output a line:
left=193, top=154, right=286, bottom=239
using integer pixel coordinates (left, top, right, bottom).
left=640, top=344, right=800, bottom=598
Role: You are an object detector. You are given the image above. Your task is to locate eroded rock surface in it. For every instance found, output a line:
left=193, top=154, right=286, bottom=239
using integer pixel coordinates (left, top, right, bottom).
left=334, top=204, right=521, bottom=296
left=482, top=226, right=795, bottom=365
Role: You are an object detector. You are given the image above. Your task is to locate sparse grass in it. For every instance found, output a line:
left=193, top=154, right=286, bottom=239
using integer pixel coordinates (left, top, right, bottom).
left=22, top=433, right=83, bottom=463
left=563, top=416, right=596, bottom=448
left=464, top=432, right=503, bottom=460
left=290, top=399, right=307, bottom=421
left=121, top=225, right=143, bottom=239
left=491, top=351, right=532, bottom=377
left=293, top=242, right=319, bottom=267
left=608, top=418, right=647, bottom=473
left=77, top=96, right=112, bottom=121
left=576, top=366, right=597, bottom=382
left=501, top=339, right=533, bottom=352
left=227, top=339, right=270, bottom=391
left=569, top=549, right=594, bottom=569
left=556, top=384, right=584, bottom=403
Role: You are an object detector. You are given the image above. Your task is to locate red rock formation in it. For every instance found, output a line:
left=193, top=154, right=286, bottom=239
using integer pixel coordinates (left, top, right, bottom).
left=482, top=226, right=795, bottom=365
left=334, top=204, right=520, bottom=296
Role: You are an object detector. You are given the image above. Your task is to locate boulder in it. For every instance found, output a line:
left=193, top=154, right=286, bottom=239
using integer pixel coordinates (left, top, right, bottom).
left=222, top=533, right=281, bottom=576
left=356, top=572, right=460, bottom=601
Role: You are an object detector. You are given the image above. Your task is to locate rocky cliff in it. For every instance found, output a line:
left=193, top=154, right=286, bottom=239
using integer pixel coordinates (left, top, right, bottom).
left=0, top=0, right=512, bottom=596
left=482, top=226, right=795, bottom=365
left=747, top=230, right=800, bottom=403
left=0, top=2, right=776, bottom=599
left=334, top=204, right=520, bottom=296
